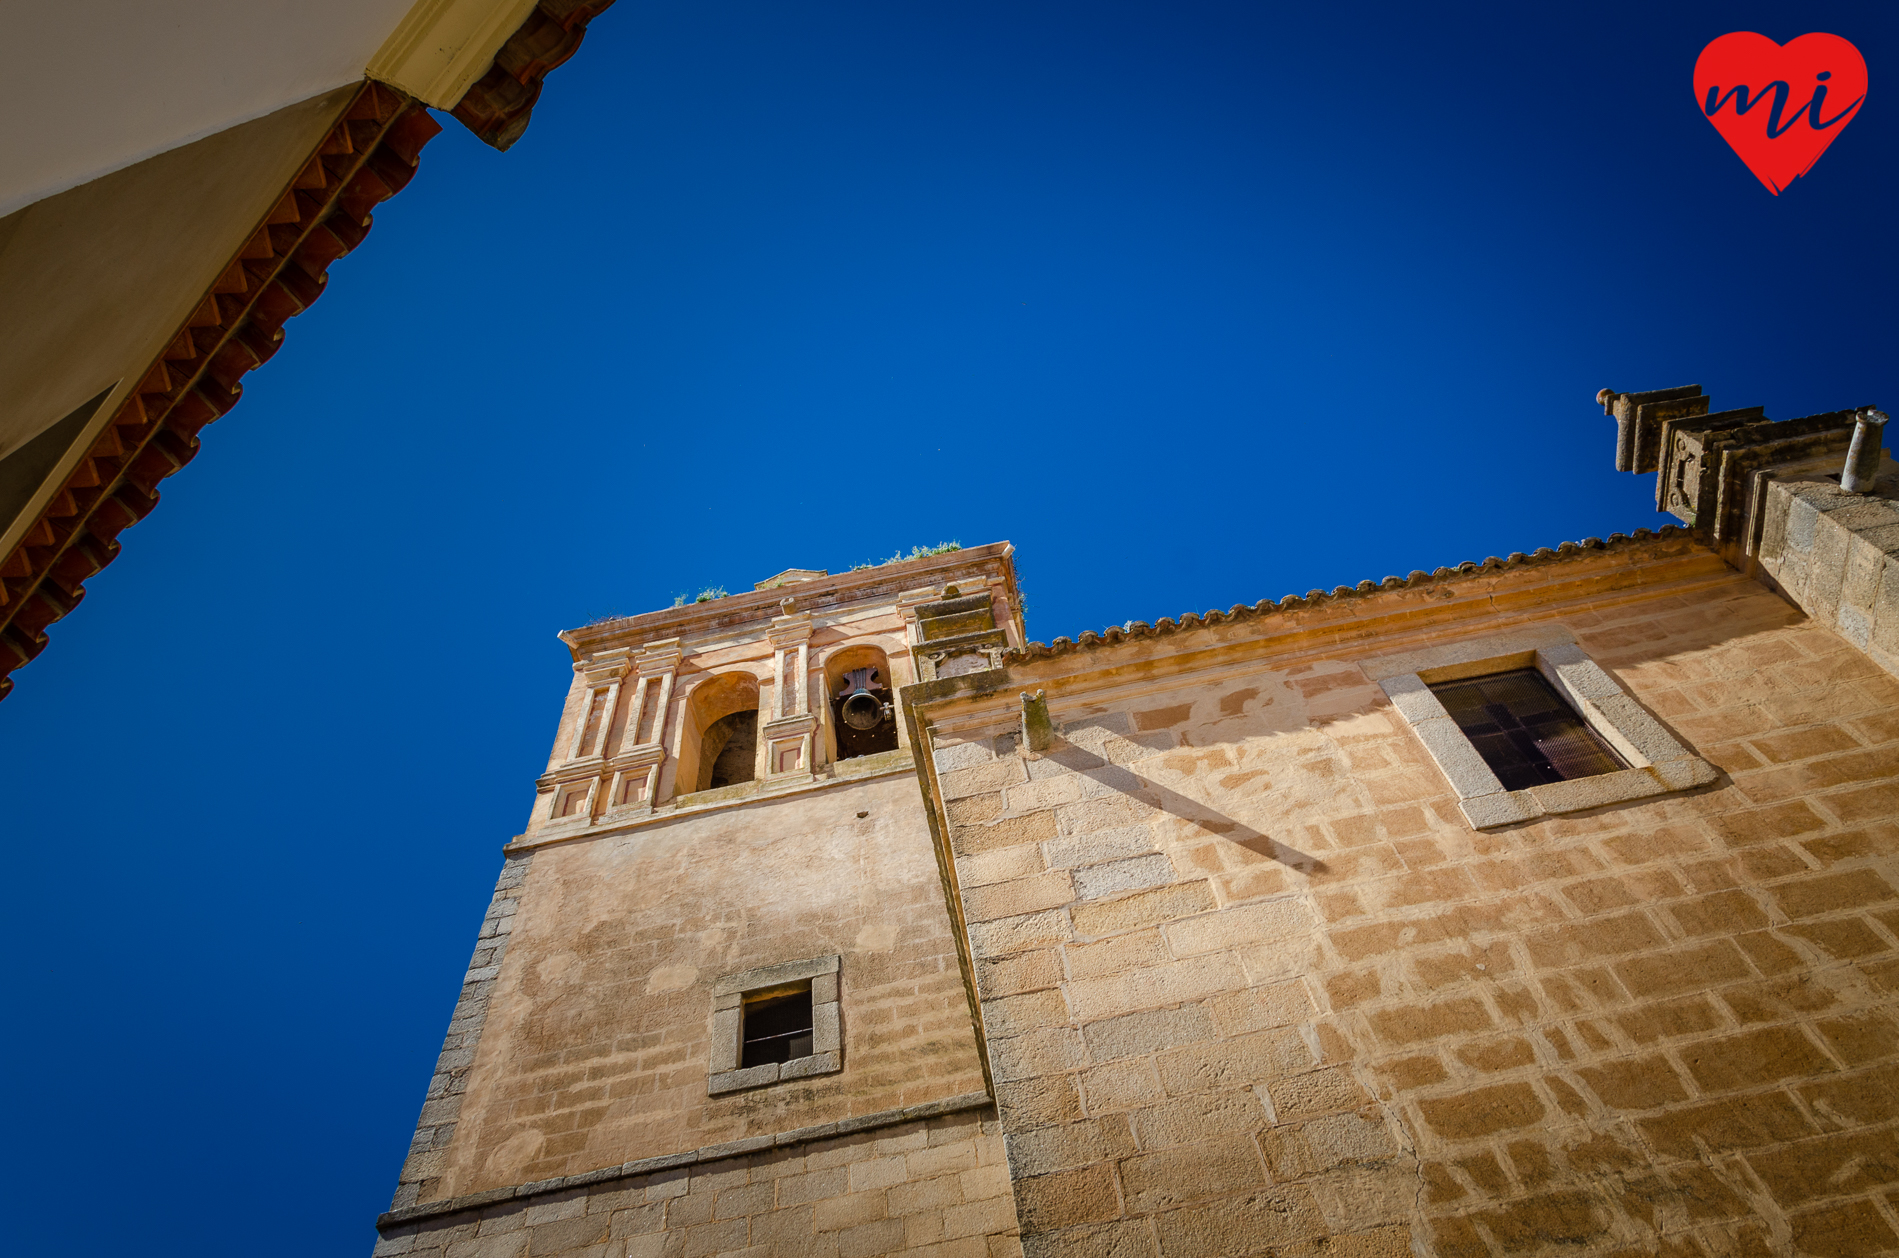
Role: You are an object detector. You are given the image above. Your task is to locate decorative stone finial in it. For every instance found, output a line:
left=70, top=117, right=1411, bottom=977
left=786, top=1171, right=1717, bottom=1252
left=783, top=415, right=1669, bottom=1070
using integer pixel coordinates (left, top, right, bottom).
left=1596, top=388, right=1619, bottom=415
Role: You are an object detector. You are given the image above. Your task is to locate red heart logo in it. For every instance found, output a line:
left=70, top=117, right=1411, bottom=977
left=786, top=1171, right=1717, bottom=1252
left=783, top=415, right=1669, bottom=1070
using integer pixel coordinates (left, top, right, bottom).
left=1694, top=32, right=1867, bottom=194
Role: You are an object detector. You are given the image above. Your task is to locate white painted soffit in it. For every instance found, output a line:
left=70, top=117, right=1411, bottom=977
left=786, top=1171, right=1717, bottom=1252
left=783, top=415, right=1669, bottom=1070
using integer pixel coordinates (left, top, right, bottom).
left=0, top=0, right=508, bottom=219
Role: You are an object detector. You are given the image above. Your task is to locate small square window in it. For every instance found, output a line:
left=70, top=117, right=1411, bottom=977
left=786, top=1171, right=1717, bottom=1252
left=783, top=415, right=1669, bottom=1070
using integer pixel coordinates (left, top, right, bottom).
left=708, top=955, right=842, bottom=1094
left=1374, top=635, right=1717, bottom=829
left=1428, top=668, right=1626, bottom=790
left=741, top=984, right=815, bottom=1067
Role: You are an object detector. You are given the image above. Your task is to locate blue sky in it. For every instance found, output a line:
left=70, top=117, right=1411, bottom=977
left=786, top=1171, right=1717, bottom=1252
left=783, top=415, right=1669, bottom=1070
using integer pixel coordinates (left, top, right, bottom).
left=2, top=3, right=1893, bottom=1253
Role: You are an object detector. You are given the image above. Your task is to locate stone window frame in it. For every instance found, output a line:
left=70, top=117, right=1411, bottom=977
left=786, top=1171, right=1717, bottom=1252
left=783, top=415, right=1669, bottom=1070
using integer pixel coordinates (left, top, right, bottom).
left=708, top=954, right=842, bottom=1095
left=1373, top=633, right=1716, bottom=830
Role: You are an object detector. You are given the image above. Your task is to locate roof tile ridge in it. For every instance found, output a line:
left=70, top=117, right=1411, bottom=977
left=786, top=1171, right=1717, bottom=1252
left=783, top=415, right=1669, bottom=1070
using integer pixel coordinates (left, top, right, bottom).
left=1007, top=526, right=1687, bottom=660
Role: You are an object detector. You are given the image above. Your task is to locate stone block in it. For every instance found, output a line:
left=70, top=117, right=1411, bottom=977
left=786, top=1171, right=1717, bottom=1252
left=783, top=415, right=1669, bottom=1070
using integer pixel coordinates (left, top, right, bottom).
left=1004, top=1115, right=1136, bottom=1176
left=1166, top=899, right=1309, bottom=956
left=776, top=1166, right=850, bottom=1206
left=1415, top=1082, right=1545, bottom=1139
left=782, top=1051, right=842, bottom=1081
left=1772, top=868, right=1898, bottom=918
left=1012, top=1163, right=1121, bottom=1233
left=1054, top=795, right=1158, bottom=838
left=1523, top=767, right=1664, bottom=815
left=959, top=844, right=1048, bottom=888
left=940, top=760, right=1030, bottom=800
left=1019, top=1219, right=1156, bottom=1258
left=1408, top=716, right=1506, bottom=799
left=1457, top=790, right=1539, bottom=829
left=1006, top=776, right=1084, bottom=814
left=848, top=1154, right=912, bottom=1194
left=1120, top=1135, right=1267, bottom=1213
left=1070, top=881, right=1217, bottom=937
left=988, top=1026, right=1087, bottom=1082
left=526, top=1215, right=609, bottom=1253
left=935, top=741, right=999, bottom=773
left=1155, top=1027, right=1312, bottom=1095
left=812, top=1189, right=889, bottom=1232
left=835, top=1217, right=906, bottom=1257
left=886, top=1173, right=964, bottom=1217
left=708, top=1062, right=780, bottom=1094
left=1788, top=1202, right=1899, bottom=1258
left=969, top=909, right=1073, bottom=958
left=444, top=1232, right=530, bottom=1258
left=678, top=1216, right=747, bottom=1256
left=994, top=1075, right=1085, bottom=1128
left=1064, top=930, right=1166, bottom=981
left=1267, top=1066, right=1372, bottom=1120
left=905, top=1140, right=981, bottom=1180
left=975, top=949, right=1063, bottom=999
left=710, top=1008, right=741, bottom=1073
left=982, top=990, right=1069, bottom=1039
left=1150, top=1185, right=1328, bottom=1254
left=1073, top=855, right=1175, bottom=901
left=1130, top=1090, right=1269, bottom=1149
left=1575, top=1055, right=1690, bottom=1110
left=1042, top=825, right=1155, bottom=870
left=957, top=810, right=1059, bottom=856
left=1681, top=1025, right=1834, bottom=1092
left=963, top=871, right=1077, bottom=923
left=1649, top=756, right=1718, bottom=791
left=1082, top=1004, right=1215, bottom=1063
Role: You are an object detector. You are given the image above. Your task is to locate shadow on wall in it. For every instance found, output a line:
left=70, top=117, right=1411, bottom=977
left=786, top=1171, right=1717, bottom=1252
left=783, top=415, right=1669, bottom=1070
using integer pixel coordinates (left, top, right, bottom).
left=1040, top=739, right=1329, bottom=874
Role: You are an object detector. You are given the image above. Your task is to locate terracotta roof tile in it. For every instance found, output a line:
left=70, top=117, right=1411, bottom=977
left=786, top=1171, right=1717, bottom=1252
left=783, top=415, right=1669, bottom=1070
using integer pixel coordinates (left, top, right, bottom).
left=451, top=0, right=618, bottom=150
left=1006, top=527, right=1693, bottom=661
left=0, top=82, right=442, bottom=701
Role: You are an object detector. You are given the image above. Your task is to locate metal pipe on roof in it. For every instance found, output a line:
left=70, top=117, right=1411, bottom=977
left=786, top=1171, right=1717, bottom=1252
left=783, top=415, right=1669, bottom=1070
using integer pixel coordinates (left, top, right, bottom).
left=1841, top=408, right=1890, bottom=493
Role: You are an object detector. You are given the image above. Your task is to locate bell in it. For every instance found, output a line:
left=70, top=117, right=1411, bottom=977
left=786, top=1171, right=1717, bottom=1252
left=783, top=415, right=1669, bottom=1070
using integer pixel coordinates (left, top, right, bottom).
left=837, top=667, right=890, bottom=730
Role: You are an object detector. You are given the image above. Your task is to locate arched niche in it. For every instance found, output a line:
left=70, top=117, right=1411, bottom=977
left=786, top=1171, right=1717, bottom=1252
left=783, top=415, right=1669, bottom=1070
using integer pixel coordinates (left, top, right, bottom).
left=677, top=671, right=762, bottom=795
left=822, top=643, right=900, bottom=761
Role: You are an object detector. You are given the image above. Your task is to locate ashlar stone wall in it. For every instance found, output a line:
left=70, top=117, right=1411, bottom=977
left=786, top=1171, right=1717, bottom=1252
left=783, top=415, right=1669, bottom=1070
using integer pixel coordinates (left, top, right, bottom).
left=375, top=1107, right=1022, bottom=1258
left=419, top=772, right=990, bottom=1203
left=927, top=568, right=1899, bottom=1257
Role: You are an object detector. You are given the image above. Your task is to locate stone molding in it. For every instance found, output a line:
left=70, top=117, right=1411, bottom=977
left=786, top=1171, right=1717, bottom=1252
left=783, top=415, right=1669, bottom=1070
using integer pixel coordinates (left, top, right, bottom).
left=504, top=747, right=917, bottom=853
left=375, top=1091, right=995, bottom=1231
left=1375, top=633, right=1717, bottom=829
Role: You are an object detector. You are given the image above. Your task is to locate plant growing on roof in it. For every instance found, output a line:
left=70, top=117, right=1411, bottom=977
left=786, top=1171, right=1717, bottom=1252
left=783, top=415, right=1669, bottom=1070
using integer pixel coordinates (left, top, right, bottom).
left=850, top=541, right=962, bottom=571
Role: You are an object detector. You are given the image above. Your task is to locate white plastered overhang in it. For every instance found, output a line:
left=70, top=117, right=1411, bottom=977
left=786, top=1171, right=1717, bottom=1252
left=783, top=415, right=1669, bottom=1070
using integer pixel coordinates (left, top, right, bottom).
left=1370, top=630, right=1718, bottom=830
left=367, top=0, right=543, bottom=108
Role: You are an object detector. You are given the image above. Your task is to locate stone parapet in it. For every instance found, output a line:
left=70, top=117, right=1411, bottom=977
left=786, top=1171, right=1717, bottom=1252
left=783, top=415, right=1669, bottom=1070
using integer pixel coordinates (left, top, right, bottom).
left=1757, top=477, right=1899, bottom=682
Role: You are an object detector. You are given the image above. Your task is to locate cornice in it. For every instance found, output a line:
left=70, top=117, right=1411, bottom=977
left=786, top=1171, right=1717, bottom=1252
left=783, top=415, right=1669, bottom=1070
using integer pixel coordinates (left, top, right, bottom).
left=560, top=544, right=1020, bottom=659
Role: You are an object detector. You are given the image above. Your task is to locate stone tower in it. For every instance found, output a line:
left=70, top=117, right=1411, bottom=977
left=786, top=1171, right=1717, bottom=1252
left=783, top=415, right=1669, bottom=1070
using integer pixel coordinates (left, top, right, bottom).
left=380, top=544, right=1032, bottom=1256
left=377, top=389, right=1899, bottom=1258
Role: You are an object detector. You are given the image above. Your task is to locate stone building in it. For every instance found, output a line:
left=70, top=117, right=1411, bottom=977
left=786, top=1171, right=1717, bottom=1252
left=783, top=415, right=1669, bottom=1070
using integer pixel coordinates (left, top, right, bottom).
left=375, top=390, right=1899, bottom=1257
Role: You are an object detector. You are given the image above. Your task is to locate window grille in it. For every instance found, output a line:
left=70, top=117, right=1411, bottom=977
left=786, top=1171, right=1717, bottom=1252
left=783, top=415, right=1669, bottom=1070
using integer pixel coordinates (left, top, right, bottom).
left=1427, top=668, right=1625, bottom=791
left=741, top=986, right=815, bottom=1067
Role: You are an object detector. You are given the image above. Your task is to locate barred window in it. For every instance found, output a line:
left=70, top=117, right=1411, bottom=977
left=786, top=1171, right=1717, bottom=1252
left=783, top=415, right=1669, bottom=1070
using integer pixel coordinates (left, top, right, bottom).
left=741, top=984, right=815, bottom=1067
left=1428, top=668, right=1625, bottom=791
